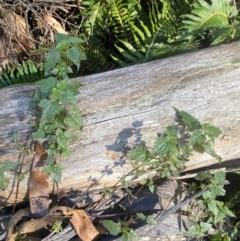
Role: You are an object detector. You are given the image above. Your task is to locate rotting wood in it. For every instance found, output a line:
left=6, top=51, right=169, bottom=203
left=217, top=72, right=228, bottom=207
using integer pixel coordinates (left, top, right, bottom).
left=0, top=41, right=240, bottom=205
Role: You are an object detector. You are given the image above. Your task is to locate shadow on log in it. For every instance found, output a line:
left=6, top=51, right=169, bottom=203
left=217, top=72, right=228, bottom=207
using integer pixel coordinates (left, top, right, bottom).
left=0, top=41, right=240, bottom=205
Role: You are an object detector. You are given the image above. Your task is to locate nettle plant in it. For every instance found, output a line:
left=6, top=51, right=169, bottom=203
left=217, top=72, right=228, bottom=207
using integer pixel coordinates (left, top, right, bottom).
left=31, top=33, right=86, bottom=182
left=101, top=109, right=236, bottom=240
left=126, top=108, right=222, bottom=190
left=186, top=170, right=235, bottom=239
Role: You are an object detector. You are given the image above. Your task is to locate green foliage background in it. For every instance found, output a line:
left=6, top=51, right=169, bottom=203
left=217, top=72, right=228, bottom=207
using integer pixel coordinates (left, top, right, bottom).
left=1, top=0, right=240, bottom=86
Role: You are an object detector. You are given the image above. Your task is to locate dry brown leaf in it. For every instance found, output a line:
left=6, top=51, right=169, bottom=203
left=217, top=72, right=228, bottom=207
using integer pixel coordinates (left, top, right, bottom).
left=29, top=141, right=49, bottom=218
left=65, top=210, right=100, bottom=241
left=2, top=13, right=35, bottom=51
left=43, top=14, right=68, bottom=35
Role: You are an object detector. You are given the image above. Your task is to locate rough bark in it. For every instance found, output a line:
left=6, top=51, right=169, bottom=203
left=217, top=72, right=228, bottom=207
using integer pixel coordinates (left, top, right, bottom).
left=0, top=41, right=240, bottom=205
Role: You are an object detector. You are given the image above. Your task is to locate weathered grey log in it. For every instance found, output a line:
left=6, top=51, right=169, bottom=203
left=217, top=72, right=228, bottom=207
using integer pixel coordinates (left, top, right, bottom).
left=1, top=41, right=240, bottom=205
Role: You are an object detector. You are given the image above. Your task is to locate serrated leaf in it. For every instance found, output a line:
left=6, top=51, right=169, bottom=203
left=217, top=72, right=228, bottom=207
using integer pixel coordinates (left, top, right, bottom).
left=60, top=90, right=77, bottom=106
left=149, top=184, right=155, bottom=193
left=66, top=47, right=80, bottom=70
left=202, top=124, right=222, bottom=141
left=207, top=200, right=218, bottom=216
left=203, top=141, right=222, bottom=162
left=37, top=77, right=58, bottom=93
left=101, top=220, right=121, bottom=236
left=214, top=171, right=226, bottom=185
left=39, top=99, right=61, bottom=122
left=195, top=170, right=211, bottom=181
left=0, top=174, right=9, bottom=190
left=54, top=33, right=69, bottom=43
left=51, top=164, right=62, bottom=183
left=152, top=136, right=176, bottom=155
left=42, top=165, right=52, bottom=174
left=34, top=129, right=45, bottom=138
left=2, top=161, right=19, bottom=171
left=186, top=225, right=198, bottom=236
left=136, top=213, right=146, bottom=220
left=165, top=126, right=177, bottom=136
left=146, top=215, right=157, bottom=225
left=46, top=156, right=55, bottom=165
left=199, top=222, right=212, bottom=233
left=44, top=48, right=61, bottom=72
left=209, top=184, right=225, bottom=197
left=61, top=148, right=71, bottom=158
left=174, top=108, right=201, bottom=130
left=66, top=81, right=82, bottom=96
left=189, top=129, right=206, bottom=145
left=127, top=146, right=150, bottom=162
left=57, top=135, right=68, bottom=148
left=223, top=207, right=235, bottom=218
left=68, top=36, right=85, bottom=45
left=64, top=108, right=82, bottom=129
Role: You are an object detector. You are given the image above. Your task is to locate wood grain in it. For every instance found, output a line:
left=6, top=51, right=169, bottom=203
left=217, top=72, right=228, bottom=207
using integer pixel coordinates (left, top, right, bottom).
left=0, top=41, right=240, bottom=205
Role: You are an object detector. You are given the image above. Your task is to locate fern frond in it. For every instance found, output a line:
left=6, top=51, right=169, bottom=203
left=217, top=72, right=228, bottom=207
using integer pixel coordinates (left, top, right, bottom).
left=0, top=60, right=44, bottom=88
left=181, top=0, right=238, bottom=41
left=74, top=34, right=115, bottom=75
left=80, top=0, right=107, bottom=37
left=109, top=0, right=139, bottom=42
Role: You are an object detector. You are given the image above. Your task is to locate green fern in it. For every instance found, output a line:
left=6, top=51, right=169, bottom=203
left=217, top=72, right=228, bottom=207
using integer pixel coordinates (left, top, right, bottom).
left=111, top=0, right=197, bottom=66
left=181, top=0, right=238, bottom=44
left=0, top=60, right=44, bottom=88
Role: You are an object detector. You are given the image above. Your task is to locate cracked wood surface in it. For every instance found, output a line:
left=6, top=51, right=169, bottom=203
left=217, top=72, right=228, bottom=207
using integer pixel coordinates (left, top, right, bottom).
left=0, top=41, right=240, bottom=205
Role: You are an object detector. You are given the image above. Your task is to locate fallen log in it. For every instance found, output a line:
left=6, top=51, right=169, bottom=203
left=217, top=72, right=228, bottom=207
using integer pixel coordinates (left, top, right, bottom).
left=0, top=41, right=240, bottom=206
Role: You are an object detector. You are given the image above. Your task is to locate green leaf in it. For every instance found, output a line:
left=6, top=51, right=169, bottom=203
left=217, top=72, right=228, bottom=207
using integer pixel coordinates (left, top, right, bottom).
left=51, top=164, right=62, bottom=183
left=2, top=161, right=19, bottom=171
left=66, top=81, right=82, bottom=96
left=61, top=148, right=71, bottom=158
left=66, top=47, right=81, bottom=70
left=199, top=222, right=212, bottom=233
left=203, top=141, right=222, bottom=162
left=46, top=156, right=55, bottom=165
left=37, top=77, right=58, bottom=93
left=165, top=126, right=177, bottom=136
left=181, top=0, right=237, bottom=40
left=193, top=143, right=205, bottom=153
left=152, top=135, right=176, bottom=155
left=64, top=108, right=82, bottom=129
left=195, top=170, right=211, bottom=181
left=39, top=99, right=61, bottom=122
left=44, top=48, right=61, bottom=72
left=222, top=206, right=235, bottom=218
left=174, top=108, right=201, bottom=130
left=189, top=129, right=206, bottom=145
left=207, top=200, right=219, bottom=216
left=60, top=90, right=77, bottom=106
left=127, top=146, right=150, bottom=163
left=34, top=129, right=45, bottom=139
left=122, top=228, right=138, bottom=241
left=149, top=184, right=155, bottom=193
left=202, top=123, right=222, bottom=142
left=186, top=225, right=198, bottom=237
left=136, top=213, right=146, bottom=220
left=101, top=220, right=121, bottom=236
left=214, top=171, right=226, bottom=185
left=209, top=184, right=225, bottom=197
left=0, top=173, right=9, bottom=190
left=57, top=135, right=68, bottom=148
left=146, top=215, right=157, bottom=225
left=42, top=165, right=52, bottom=174
left=54, top=33, right=69, bottom=43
